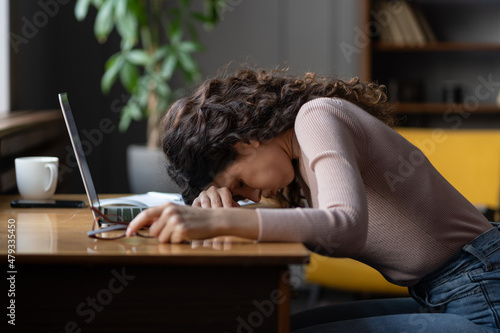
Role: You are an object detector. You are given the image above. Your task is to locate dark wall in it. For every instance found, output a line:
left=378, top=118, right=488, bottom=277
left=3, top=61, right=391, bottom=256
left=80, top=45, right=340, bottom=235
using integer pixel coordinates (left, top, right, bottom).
left=9, top=0, right=147, bottom=194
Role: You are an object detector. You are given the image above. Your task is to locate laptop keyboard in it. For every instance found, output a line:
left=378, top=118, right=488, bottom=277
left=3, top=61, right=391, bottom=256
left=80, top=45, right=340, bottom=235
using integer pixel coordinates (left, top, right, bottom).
left=102, top=207, right=146, bottom=222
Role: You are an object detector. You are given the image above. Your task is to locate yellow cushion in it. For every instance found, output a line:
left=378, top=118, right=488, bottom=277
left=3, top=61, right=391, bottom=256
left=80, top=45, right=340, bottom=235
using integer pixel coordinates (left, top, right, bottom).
left=395, top=128, right=500, bottom=209
left=305, top=253, right=408, bottom=295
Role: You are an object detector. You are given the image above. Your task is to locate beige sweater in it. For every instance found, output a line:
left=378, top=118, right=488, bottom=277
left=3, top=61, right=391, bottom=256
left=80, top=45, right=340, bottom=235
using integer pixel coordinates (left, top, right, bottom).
left=256, top=97, right=492, bottom=286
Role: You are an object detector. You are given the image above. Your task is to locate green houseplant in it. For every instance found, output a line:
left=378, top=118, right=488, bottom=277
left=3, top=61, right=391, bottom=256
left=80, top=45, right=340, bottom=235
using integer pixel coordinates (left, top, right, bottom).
left=74, top=0, right=224, bottom=149
left=74, top=0, right=224, bottom=192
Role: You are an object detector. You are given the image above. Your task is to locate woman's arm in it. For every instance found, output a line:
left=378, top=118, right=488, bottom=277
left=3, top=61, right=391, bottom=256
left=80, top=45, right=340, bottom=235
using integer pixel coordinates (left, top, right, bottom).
left=256, top=98, right=369, bottom=253
left=126, top=186, right=259, bottom=243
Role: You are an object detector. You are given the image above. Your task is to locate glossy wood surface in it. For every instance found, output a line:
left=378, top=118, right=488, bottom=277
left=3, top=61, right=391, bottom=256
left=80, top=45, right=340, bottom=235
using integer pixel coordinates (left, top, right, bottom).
left=0, top=194, right=309, bottom=266
left=0, top=110, right=61, bottom=138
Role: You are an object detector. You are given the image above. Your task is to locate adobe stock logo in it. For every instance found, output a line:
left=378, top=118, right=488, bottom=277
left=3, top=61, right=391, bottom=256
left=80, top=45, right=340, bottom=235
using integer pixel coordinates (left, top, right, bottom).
left=10, top=0, right=71, bottom=54
left=218, top=0, right=245, bottom=20
left=50, top=267, right=135, bottom=333
left=340, top=0, right=403, bottom=63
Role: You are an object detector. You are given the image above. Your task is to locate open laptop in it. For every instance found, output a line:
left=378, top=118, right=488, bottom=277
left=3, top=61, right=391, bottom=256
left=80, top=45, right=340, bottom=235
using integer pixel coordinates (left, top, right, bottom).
left=58, top=92, right=148, bottom=223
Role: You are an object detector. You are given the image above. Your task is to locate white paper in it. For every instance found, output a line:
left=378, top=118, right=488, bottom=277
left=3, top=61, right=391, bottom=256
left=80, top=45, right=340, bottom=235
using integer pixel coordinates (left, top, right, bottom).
left=99, top=192, right=185, bottom=208
left=99, top=192, right=255, bottom=208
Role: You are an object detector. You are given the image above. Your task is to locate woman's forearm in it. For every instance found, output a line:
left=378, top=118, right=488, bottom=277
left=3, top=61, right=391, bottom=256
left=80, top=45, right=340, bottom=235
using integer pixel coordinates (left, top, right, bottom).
left=216, top=208, right=260, bottom=240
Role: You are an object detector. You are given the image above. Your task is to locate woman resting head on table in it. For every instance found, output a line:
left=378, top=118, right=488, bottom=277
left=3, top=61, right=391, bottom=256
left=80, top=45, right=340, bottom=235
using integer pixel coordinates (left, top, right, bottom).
left=127, top=68, right=500, bottom=332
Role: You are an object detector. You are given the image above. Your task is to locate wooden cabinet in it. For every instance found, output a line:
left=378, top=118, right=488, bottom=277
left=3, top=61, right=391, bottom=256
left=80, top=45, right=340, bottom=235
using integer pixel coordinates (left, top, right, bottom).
left=361, top=0, right=500, bottom=120
left=0, top=110, right=69, bottom=193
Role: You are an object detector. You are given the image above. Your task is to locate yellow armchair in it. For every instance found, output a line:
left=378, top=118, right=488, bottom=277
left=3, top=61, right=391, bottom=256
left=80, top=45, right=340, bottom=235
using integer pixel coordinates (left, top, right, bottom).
left=305, top=253, right=408, bottom=295
left=305, top=128, right=500, bottom=305
left=395, top=127, right=500, bottom=211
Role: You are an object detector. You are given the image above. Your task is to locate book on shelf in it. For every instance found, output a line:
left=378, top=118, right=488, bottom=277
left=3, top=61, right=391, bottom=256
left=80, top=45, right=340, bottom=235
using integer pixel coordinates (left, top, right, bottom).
left=373, top=0, right=435, bottom=46
left=400, top=0, right=426, bottom=45
left=373, top=0, right=393, bottom=43
left=409, top=1, right=437, bottom=42
left=374, top=0, right=402, bottom=43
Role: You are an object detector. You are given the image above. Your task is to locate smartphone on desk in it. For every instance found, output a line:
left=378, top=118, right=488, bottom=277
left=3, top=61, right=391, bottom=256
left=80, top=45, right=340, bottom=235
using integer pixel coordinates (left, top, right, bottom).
left=11, top=199, right=85, bottom=208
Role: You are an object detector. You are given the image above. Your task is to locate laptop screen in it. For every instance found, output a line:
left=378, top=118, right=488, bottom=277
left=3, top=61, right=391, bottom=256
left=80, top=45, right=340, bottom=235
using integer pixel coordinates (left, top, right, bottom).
left=58, top=92, right=100, bottom=211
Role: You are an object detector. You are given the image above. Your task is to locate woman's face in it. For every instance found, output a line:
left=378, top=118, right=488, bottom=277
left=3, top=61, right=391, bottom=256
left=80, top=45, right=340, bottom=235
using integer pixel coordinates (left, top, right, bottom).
left=212, top=136, right=295, bottom=202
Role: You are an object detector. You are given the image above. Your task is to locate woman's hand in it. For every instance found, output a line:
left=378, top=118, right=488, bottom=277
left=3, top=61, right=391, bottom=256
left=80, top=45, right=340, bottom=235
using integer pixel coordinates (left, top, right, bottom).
left=126, top=202, right=259, bottom=243
left=192, top=185, right=240, bottom=208
left=126, top=203, right=220, bottom=243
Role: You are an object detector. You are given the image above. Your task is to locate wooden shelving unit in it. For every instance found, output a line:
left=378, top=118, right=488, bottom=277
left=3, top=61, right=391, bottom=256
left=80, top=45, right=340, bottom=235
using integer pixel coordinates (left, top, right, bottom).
left=362, top=0, right=500, bottom=119
left=374, top=42, right=500, bottom=52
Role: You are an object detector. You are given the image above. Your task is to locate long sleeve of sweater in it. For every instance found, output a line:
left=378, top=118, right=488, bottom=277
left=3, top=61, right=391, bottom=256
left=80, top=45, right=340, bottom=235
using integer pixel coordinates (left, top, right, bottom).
left=255, top=98, right=492, bottom=285
left=257, top=98, right=369, bottom=256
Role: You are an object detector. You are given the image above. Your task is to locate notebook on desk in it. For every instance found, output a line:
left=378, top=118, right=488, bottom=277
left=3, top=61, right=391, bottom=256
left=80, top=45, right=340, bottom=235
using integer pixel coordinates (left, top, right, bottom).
left=58, top=92, right=183, bottom=223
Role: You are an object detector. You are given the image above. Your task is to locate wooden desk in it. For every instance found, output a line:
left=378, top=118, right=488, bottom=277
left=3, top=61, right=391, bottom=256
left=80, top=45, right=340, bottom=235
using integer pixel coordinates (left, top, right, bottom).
left=0, top=195, right=309, bottom=332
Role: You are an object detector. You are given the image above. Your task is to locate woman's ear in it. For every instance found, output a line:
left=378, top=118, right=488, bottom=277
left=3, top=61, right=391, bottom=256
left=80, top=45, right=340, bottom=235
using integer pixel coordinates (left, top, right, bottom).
left=234, top=140, right=260, bottom=154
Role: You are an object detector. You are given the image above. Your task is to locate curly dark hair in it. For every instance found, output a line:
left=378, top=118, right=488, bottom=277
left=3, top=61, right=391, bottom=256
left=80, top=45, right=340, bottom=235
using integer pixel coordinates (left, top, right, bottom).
left=161, top=68, right=396, bottom=205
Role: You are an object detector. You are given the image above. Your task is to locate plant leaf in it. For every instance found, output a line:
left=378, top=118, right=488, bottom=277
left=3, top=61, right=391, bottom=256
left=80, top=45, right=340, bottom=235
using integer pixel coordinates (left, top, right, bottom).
left=168, top=19, right=182, bottom=44
left=118, top=111, right=132, bottom=132
left=187, top=22, right=200, bottom=42
left=74, top=0, right=91, bottom=21
left=101, top=54, right=124, bottom=93
left=104, top=52, right=121, bottom=70
left=178, top=40, right=203, bottom=53
left=155, top=80, right=170, bottom=99
left=120, top=37, right=135, bottom=51
left=120, top=61, right=139, bottom=93
left=161, top=54, right=177, bottom=80
left=135, top=79, right=150, bottom=107
left=126, top=49, right=151, bottom=66
left=116, top=11, right=138, bottom=47
left=124, top=101, right=143, bottom=120
left=128, top=0, right=149, bottom=26
left=178, top=52, right=199, bottom=80
left=115, top=0, right=127, bottom=18
left=94, top=0, right=115, bottom=42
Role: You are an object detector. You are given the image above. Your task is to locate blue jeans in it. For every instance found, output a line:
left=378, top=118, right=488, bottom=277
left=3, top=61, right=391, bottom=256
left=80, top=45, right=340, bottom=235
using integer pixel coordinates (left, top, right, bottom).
left=291, top=223, right=500, bottom=332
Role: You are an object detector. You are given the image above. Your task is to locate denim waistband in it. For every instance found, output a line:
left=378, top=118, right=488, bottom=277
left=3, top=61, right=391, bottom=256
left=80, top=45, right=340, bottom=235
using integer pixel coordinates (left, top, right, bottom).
left=415, top=223, right=500, bottom=289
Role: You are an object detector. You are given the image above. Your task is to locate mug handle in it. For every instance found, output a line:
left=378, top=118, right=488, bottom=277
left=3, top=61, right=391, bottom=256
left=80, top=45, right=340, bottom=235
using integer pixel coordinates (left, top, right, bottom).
left=44, top=164, right=57, bottom=192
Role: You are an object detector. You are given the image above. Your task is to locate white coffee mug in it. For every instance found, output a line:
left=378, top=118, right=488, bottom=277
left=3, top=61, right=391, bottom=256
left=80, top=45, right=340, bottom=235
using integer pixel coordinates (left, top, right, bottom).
left=15, top=157, right=59, bottom=200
